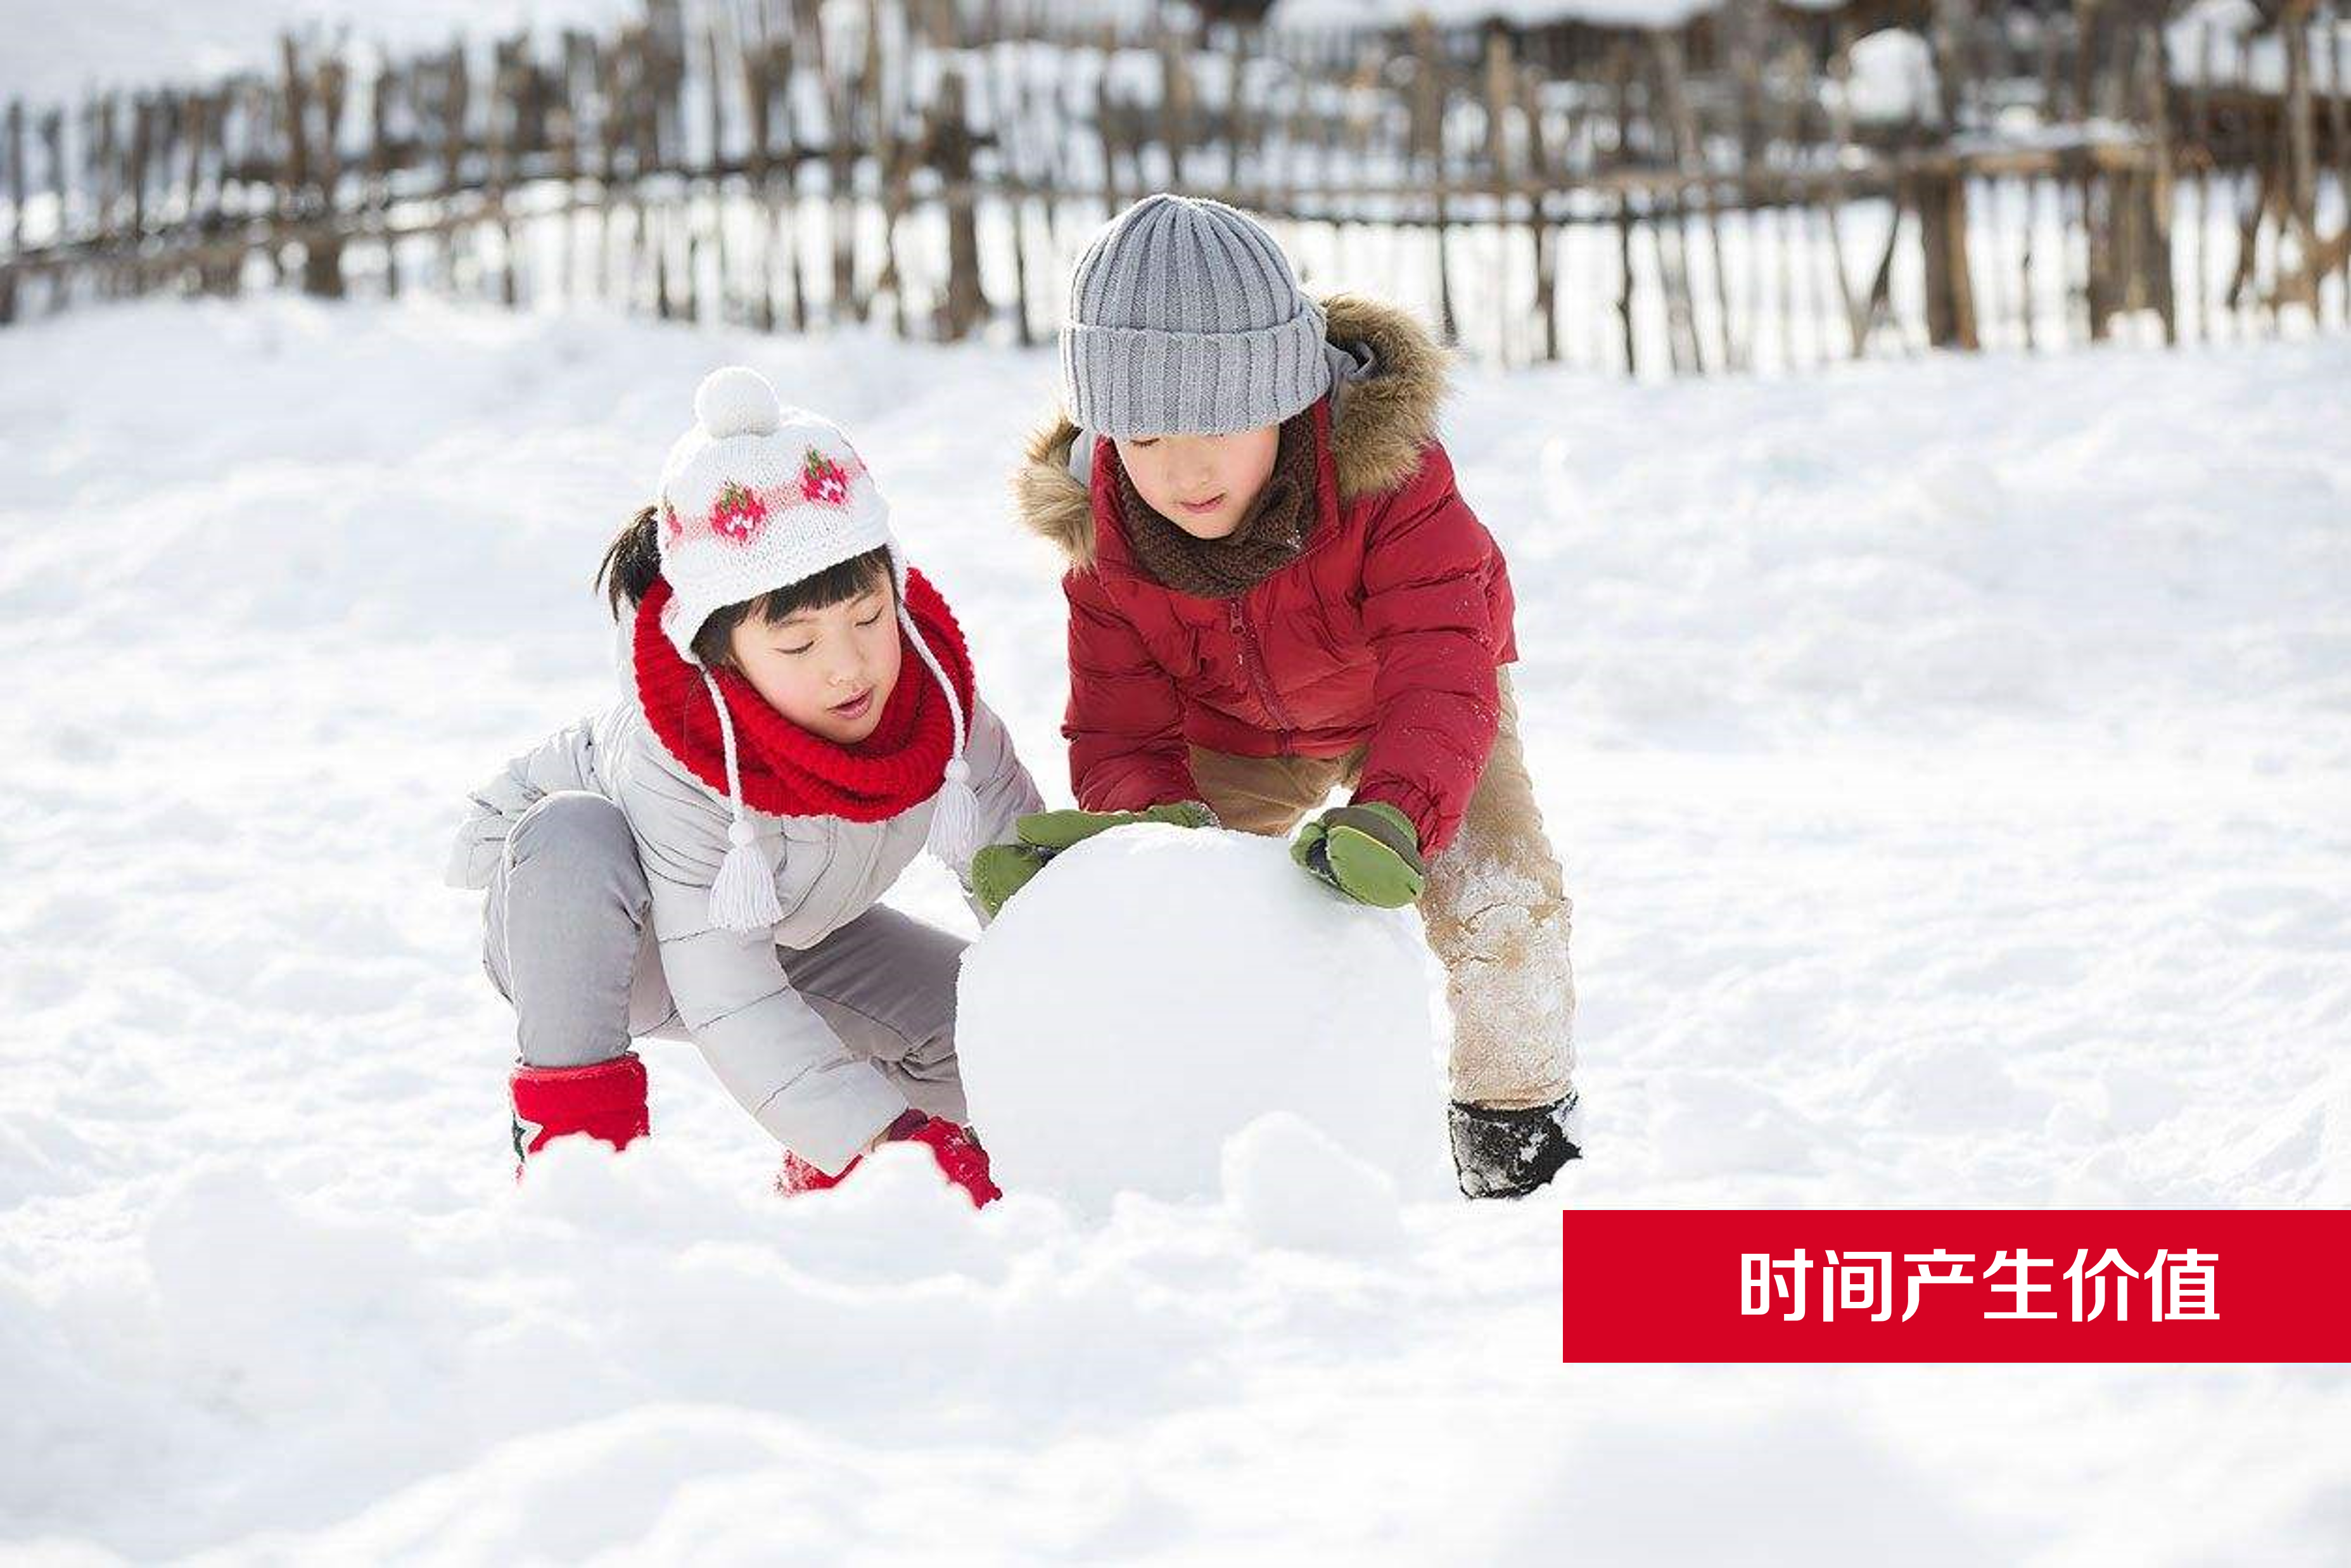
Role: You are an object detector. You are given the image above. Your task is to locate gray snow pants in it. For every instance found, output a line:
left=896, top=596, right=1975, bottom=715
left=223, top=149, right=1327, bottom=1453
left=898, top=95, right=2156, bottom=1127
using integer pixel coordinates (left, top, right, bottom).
left=481, top=790, right=970, bottom=1124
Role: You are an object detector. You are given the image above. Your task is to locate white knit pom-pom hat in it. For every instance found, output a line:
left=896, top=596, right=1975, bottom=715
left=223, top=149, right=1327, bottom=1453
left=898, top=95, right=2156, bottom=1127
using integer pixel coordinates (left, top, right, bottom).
left=656, top=366, right=982, bottom=931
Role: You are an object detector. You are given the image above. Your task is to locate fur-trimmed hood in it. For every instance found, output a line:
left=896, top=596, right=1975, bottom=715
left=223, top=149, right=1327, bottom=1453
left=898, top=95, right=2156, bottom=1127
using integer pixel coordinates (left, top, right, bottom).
left=1012, top=293, right=1454, bottom=570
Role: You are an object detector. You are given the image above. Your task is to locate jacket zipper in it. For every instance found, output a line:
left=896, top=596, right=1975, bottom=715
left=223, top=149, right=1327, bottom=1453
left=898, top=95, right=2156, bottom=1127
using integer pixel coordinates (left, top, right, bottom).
left=1229, top=595, right=1299, bottom=737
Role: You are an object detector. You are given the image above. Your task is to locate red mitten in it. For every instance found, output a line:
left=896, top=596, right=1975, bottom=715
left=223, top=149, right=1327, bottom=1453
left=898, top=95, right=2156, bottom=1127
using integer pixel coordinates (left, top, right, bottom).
left=774, top=1108, right=925, bottom=1195
left=775, top=1111, right=1003, bottom=1208
left=902, top=1117, right=1004, bottom=1209
left=511, top=1054, right=649, bottom=1178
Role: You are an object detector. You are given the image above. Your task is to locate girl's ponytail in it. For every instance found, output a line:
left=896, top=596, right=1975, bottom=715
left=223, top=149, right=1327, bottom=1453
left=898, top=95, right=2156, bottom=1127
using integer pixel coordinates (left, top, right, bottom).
left=596, top=506, right=664, bottom=617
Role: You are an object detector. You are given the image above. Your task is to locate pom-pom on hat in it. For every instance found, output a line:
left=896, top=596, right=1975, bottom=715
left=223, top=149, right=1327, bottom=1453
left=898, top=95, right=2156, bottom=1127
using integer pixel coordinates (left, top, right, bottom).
left=653, top=366, right=982, bottom=931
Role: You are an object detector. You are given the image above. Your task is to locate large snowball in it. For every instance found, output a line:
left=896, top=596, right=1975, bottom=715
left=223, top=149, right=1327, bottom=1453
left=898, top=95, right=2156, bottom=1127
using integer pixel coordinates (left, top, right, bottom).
left=957, top=824, right=1452, bottom=1206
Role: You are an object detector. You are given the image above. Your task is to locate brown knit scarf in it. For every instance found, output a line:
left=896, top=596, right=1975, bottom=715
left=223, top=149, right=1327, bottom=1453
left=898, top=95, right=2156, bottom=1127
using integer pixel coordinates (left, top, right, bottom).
left=1114, top=408, right=1319, bottom=600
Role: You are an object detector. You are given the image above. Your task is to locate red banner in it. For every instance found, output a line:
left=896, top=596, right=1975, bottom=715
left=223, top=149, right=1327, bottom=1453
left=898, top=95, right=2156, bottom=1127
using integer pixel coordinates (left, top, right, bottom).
left=1561, top=1209, right=2351, bottom=1363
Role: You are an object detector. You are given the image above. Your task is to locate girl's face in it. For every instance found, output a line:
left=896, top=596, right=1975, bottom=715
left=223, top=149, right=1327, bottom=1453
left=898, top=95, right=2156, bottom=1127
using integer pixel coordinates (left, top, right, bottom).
left=1114, top=426, right=1281, bottom=540
left=727, top=578, right=902, bottom=745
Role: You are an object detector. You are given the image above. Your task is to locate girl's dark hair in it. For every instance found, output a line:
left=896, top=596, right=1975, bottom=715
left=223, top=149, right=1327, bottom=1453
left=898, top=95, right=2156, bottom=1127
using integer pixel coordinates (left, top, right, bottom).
left=596, top=507, right=895, bottom=668
left=596, top=506, right=666, bottom=616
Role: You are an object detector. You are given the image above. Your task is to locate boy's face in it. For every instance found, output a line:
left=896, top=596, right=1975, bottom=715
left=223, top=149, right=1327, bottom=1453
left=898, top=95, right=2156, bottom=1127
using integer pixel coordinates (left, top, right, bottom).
left=1114, top=425, right=1281, bottom=541
left=728, top=579, right=902, bottom=745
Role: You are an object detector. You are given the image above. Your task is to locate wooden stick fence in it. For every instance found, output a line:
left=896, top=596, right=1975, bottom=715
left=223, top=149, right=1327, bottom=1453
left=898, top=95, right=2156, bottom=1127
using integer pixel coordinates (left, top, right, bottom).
left=1, top=0, right=2345, bottom=377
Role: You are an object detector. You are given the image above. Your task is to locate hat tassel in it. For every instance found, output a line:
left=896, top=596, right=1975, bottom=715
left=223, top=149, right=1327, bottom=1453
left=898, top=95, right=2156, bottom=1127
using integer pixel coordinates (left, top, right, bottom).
left=929, top=754, right=983, bottom=869
left=699, top=670, right=786, bottom=934
left=900, top=602, right=985, bottom=871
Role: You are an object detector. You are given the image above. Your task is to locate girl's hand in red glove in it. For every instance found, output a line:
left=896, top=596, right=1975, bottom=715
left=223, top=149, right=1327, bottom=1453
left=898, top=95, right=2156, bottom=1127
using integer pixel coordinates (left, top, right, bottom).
left=895, top=1116, right=1004, bottom=1208
left=775, top=1111, right=1002, bottom=1208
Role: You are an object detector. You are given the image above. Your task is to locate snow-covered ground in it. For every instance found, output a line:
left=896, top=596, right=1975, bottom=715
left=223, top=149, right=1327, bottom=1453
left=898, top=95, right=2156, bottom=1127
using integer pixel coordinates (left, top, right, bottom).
left=1, top=292, right=2347, bottom=1563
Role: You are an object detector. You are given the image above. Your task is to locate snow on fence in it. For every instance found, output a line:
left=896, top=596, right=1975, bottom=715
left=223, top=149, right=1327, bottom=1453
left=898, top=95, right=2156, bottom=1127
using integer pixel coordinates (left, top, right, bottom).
left=0, top=0, right=2345, bottom=376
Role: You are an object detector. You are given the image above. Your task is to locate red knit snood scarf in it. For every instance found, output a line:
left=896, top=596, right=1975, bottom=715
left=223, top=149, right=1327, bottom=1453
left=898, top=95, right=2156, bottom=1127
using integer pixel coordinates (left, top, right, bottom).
left=630, top=570, right=976, bottom=822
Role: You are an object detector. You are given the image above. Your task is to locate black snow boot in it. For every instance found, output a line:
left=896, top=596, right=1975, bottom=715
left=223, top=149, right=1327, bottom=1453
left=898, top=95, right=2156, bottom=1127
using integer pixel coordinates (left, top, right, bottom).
left=1449, top=1093, right=1581, bottom=1199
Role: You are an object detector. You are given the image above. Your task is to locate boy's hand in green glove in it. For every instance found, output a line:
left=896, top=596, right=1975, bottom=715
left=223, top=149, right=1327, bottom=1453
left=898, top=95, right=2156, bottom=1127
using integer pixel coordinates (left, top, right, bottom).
left=1291, top=801, right=1426, bottom=908
left=970, top=800, right=1220, bottom=917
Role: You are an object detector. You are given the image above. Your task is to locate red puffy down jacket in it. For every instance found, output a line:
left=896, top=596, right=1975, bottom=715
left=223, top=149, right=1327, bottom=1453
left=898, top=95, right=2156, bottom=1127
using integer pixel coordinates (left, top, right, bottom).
left=1012, top=294, right=1518, bottom=856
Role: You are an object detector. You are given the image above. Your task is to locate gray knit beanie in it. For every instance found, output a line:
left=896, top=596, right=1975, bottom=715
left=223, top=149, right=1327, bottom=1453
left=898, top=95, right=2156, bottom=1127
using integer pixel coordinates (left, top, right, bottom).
left=1059, top=193, right=1332, bottom=438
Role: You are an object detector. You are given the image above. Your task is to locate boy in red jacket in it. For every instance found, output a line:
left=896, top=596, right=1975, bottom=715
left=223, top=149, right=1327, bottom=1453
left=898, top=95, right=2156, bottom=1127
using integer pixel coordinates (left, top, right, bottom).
left=983, top=194, right=1579, bottom=1199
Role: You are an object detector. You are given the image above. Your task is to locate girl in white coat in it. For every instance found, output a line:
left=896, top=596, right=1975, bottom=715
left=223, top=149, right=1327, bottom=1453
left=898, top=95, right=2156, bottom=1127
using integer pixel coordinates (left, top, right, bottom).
left=445, top=367, right=1041, bottom=1203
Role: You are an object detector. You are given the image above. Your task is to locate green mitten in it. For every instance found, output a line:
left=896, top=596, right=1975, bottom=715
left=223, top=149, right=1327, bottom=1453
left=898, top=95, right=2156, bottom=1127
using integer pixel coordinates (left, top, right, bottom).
left=1291, top=801, right=1426, bottom=908
left=970, top=842, right=1052, bottom=919
left=1014, top=800, right=1220, bottom=851
left=973, top=801, right=1221, bottom=916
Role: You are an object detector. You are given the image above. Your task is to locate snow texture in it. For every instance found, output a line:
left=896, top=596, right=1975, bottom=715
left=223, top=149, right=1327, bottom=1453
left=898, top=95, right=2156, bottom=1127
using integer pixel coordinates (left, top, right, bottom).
left=959, top=823, right=1451, bottom=1207
left=2166, top=0, right=2351, bottom=94
left=0, top=291, right=2347, bottom=1562
left=1842, top=28, right=1937, bottom=124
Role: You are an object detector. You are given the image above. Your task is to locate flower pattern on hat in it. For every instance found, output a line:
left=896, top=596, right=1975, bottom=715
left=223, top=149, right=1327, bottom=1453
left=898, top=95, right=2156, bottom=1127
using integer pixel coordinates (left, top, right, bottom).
left=664, top=455, right=871, bottom=552
left=710, top=480, right=768, bottom=545
left=801, top=449, right=851, bottom=506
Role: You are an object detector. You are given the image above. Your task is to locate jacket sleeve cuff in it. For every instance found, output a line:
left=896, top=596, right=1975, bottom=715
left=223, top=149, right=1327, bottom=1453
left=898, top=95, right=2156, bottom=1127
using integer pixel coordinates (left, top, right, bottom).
left=1348, top=779, right=1444, bottom=858
left=444, top=829, right=493, bottom=891
left=751, top=1057, right=911, bottom=1177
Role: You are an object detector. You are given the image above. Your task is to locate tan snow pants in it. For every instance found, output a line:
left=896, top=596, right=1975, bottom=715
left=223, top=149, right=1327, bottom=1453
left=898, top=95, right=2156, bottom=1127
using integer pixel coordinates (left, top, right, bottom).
left=1187, top=669, right=1577, bottom=1109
